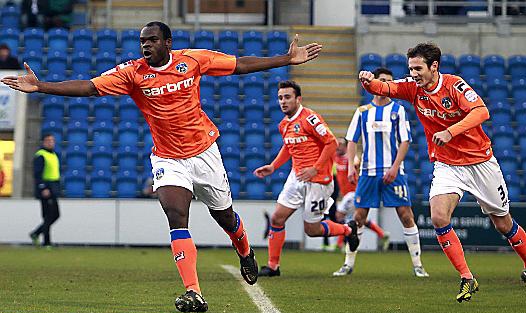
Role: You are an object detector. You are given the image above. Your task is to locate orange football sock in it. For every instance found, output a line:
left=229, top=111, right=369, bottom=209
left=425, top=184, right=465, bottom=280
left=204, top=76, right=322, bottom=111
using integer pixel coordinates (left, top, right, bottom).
left=170, top=229, right=200, bottom=294
left=365, top=220, right=385, bottom=238
left=224, top=212, right=250, bottom=257
left=436, top=224, right=472, bottom=279
left=505, top=220, right=526, bottom=267
left=320, top=220, right=351, bottom=236
left=337, top=234, right=345, bottom=249
left=268, top=224, right=286, bottom=270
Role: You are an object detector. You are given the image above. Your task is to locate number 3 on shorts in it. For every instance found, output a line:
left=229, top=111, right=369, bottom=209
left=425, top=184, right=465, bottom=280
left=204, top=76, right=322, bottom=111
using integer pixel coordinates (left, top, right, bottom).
left=310, top=199, right=326, bottom=212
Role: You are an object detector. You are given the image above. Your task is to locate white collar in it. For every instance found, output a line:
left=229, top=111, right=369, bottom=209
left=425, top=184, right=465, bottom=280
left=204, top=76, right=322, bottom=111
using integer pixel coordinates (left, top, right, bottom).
left=149, top=52, right=173, bottom=71
left=287, top=105, right=304, bottom=121
left=424, top=73, right=443, bottom=95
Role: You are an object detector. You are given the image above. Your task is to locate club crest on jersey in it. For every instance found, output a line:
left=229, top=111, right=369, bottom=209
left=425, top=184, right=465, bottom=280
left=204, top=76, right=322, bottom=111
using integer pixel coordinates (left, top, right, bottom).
left=155, top=168, right=164, bottom=180
left=441, top=97, right=452, bottom=109
left=390, top=112, right=398, bottom=120
left=293, top=123, right=301, bottom=133
left=176, top=62, right=188, bottom=74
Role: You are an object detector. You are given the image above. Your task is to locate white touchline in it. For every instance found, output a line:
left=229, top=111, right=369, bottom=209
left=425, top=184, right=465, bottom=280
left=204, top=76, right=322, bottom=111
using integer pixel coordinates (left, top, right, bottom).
left=221, top=264, right=281, bottom=313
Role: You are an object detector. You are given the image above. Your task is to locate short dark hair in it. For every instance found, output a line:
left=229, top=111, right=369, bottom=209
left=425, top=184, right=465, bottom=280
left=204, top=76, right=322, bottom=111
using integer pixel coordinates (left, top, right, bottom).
left=144, top=21, right=172, bottom=40
left=278, top=80, right=301, bottom=97
left=0, top=43, right=9, bottom=50
left=407, top=42, right=441, bottom=68
left=41, top=133, right=54, bottom=141
left=373, top=67, right=393, bottom=79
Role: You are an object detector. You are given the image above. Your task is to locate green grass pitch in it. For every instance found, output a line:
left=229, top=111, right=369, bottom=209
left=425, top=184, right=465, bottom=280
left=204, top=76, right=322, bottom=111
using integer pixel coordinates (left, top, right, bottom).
left=1, top=246, right=524, bottom=313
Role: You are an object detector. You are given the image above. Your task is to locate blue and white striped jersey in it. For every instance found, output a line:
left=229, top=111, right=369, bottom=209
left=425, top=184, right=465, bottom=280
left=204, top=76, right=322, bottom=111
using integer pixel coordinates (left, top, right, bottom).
left=345, top=101, right=412, bottom=176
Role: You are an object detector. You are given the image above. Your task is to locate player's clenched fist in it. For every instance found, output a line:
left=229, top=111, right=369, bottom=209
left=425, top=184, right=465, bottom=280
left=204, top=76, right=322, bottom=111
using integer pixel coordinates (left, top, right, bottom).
left=358, top=71, right=374, bottom=85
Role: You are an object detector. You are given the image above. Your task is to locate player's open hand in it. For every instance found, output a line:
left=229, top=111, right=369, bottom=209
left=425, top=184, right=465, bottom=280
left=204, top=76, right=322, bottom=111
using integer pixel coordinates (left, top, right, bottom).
left=382, top=166, right=398, bottom=184
left=288, top=34, right=322, bottom=65
left=347, top=166, right=357, bottom=185
left=1, top=63, right=39, bottom=93
left=254, top=165, right=275, bottom=178
left=359, top=71, right=374, bottom=85
left=432, top=129, right=452, bottom=146
left=297, top=166, right=317, bottom=182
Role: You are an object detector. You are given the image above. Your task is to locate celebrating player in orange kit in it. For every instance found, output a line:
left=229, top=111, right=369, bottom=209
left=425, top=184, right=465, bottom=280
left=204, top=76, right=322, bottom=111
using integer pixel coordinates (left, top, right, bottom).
left=359, top=42, right=526, bottom=302
left=254, top=81, right=359, bottom=277
left=1, top=21, right=322, bottom=312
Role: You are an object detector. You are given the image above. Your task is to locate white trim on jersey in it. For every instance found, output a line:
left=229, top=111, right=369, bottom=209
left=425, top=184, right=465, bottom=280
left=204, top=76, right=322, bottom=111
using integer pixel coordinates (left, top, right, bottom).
left=424, top=73, right=443, bottom=95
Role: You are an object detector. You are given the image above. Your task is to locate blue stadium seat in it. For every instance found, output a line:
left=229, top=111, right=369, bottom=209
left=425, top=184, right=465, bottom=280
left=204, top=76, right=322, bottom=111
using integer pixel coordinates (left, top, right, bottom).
left=458, top=54, right=481, bottom=79
left=244, top=145, right=266, bottom=173
left=512, top=78, right=526, bottom=103
left=93, top=96, right=115, bottom=121
left=90, top=145, right=113, bottom=171
left=66, top=120, right=89, bottom=144
left=506, top=176, right=521, bottom=202
left=96, top=28, right=118, bottom=52
left=218, top=76, right=240, bottom=99
left=268, top=100, right=283, bottom=122
left=23, top=49, right=43, bottom=74
left=245, top=176, right=267, bottom=200
left=244, top=98, right=265, bottom=122
left=46, top=50, right=67, bottom=74
left=120, top=51, right=140, bottom=63
left=486, top=78, right=509, bottom=102
left=242, top=31, right=263, bottom=57
left=47, top=28, right=69, bottom=52
left=270, top=169, right=289, bottom=198
left=200, top=98, right=216, bottom=118
left=118, top=121, right=140, bottom=146
left=488, top=100, right=512, bottom=125
left=269, top=128, right=283, bottom=149
left=508, top=55, right=526, bottom=79
left=1, top=5, right=19, bottom=28
left=218, top=30, right=239, bottom=56
left=244, top=122, right=266, bottom=148
left=218, top=98, right=240, bottom=122
left=483, top=55, right=506, bottom=80
left=515, top=101, right=526, bottom=123
left=440, top=54, right=456, bottom=74
left=267, top=74, right=286, bottom=98
left=419, top=160, right=434, bottom=176
left=221, top=145, right=241, bottom=173
left=72, top=28, right=93, bottom=52
left=243, top=73, right=264, bottom=99
left=41, top=119, right=64, bottom=144
left=70, top=72, right=91, bottom=81
left=268, top=65, right=288, bottom=77
left=90, top=169, right=112, bottom=198
left=23, top=28, right=45, bottom=52
left=0, top=28, right=19, bottom=55
left=64, top=169, right=86, bottom=198
left=172, top=30, right=191, bottom=49
left=193, top=30, right=214, bottom=50
left=385, top=54, right=408, bottom=79
left=68, top=97, right=90, bottom=120
left=71, top=51, right=92, bottom=76
left=360, top=53, right=382, bottom=72
left=65, top=144, right=88, bottom=169
left=119, top=96, right=141, bottom=121
left=494, top=149, right=518, bottom=177
left=200, top=75, right=215, bottom=100
left=120, top=29, right=140, bottom=55
left=95, top=51, right=117, bottom=75
left=218, top=122, right=240, bottom=147
left=117, top=145, right=139, bottom=171
left=465, top=77, right=484, bottom=97
left=116, top=170, right=139, bottom=198
left=42, top=96, right=65, bottom=120
left=361, top=93, right=374, bottom=105
left=267, top=31, right=288, bottom=56
left=492, top=124, right=515, bottom=147
left=227, top=171, right=241, bottom=199
left=143, top=130, right=153, bottom=150
left=45, top=72, right=66, bottom=82
left=91, top=120, right=114, bottom=146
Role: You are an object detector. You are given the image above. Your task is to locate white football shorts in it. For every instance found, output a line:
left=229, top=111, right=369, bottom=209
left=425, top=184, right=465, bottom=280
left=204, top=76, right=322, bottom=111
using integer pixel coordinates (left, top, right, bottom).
left=429, top=156, right=509, bottom=216
left=277, top=171, right=334, bottom=223
left=336, top=191, right=356, bottom=219
left=150, top=142, right=232, bottom=210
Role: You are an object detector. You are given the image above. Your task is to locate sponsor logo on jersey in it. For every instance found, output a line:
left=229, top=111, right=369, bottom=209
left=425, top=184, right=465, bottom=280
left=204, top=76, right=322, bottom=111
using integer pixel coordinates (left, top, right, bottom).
left=142, top=76, right=195, bottom=96
left=419, top=95, right=429, bottom=101
left=155, top=168, right=164, bottom=180
left=441, top=97, right=452, bottom=109
left=143, top=73, right=156, bottom=80
left=464, top=90, right=478, bottom=102
left=315, top=124, right=327, bottom=136
left=284, top=136, right=308, bottom=144
left=293, top=123, right=300, bottom=133
left=417, top=106, right=462, bottom=120
left=176, top=62, right=188, bottom=74
left=174, top=251, right=185, bottom=262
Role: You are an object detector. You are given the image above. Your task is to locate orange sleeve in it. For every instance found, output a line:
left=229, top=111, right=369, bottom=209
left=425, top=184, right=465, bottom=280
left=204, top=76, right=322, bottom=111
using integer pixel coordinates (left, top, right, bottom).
left=449, top=77, right=487, bottom=112
left=184, top=49, right=236, bottom=76
left=303, top=113, right=338, bottom=171
left=270, top=146, right=291, bottom=169
left=362, top=78, right=416, bottom=102
left=90, top=61, right=135, bottom=96
left=447, top=106, right=490, bottom=137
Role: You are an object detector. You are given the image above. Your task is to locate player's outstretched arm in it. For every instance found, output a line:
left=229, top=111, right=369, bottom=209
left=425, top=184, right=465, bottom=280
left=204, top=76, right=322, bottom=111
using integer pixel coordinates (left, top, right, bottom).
left=234, top=34, right=322, bottom=74
left=1, top=63, right=99, bottom=97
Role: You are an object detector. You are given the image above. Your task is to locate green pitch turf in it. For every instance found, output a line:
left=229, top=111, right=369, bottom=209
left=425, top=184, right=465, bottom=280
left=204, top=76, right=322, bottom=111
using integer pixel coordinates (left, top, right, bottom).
left=0, top=246, right=524, bottom=313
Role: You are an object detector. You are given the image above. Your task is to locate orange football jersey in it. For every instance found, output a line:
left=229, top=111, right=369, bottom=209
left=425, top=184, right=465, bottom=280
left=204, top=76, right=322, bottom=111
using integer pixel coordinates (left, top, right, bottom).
left=334, top=153, right=357, bottom=195
left=91, top=49, right=236, bottom=159
left=363, top=73, right=492, bottom=165
left=278, top=106, right=337, bottom=184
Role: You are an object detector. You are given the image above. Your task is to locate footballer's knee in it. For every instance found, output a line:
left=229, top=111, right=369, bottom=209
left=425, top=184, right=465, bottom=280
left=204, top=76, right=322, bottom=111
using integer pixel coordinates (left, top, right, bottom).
left=430, top=211, right=450, bottom=228
left=209, top=206, right=237, bottom=231
left=304, top=223, right=322, bottom=237
left=353, top=209, right=368, bottom=227
left=270, top=213, right=286, bottom=227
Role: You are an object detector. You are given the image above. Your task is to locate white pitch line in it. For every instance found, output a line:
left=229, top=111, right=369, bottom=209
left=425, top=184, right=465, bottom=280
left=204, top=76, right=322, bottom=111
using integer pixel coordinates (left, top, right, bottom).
left=221, top=264, right=281, bottom=313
